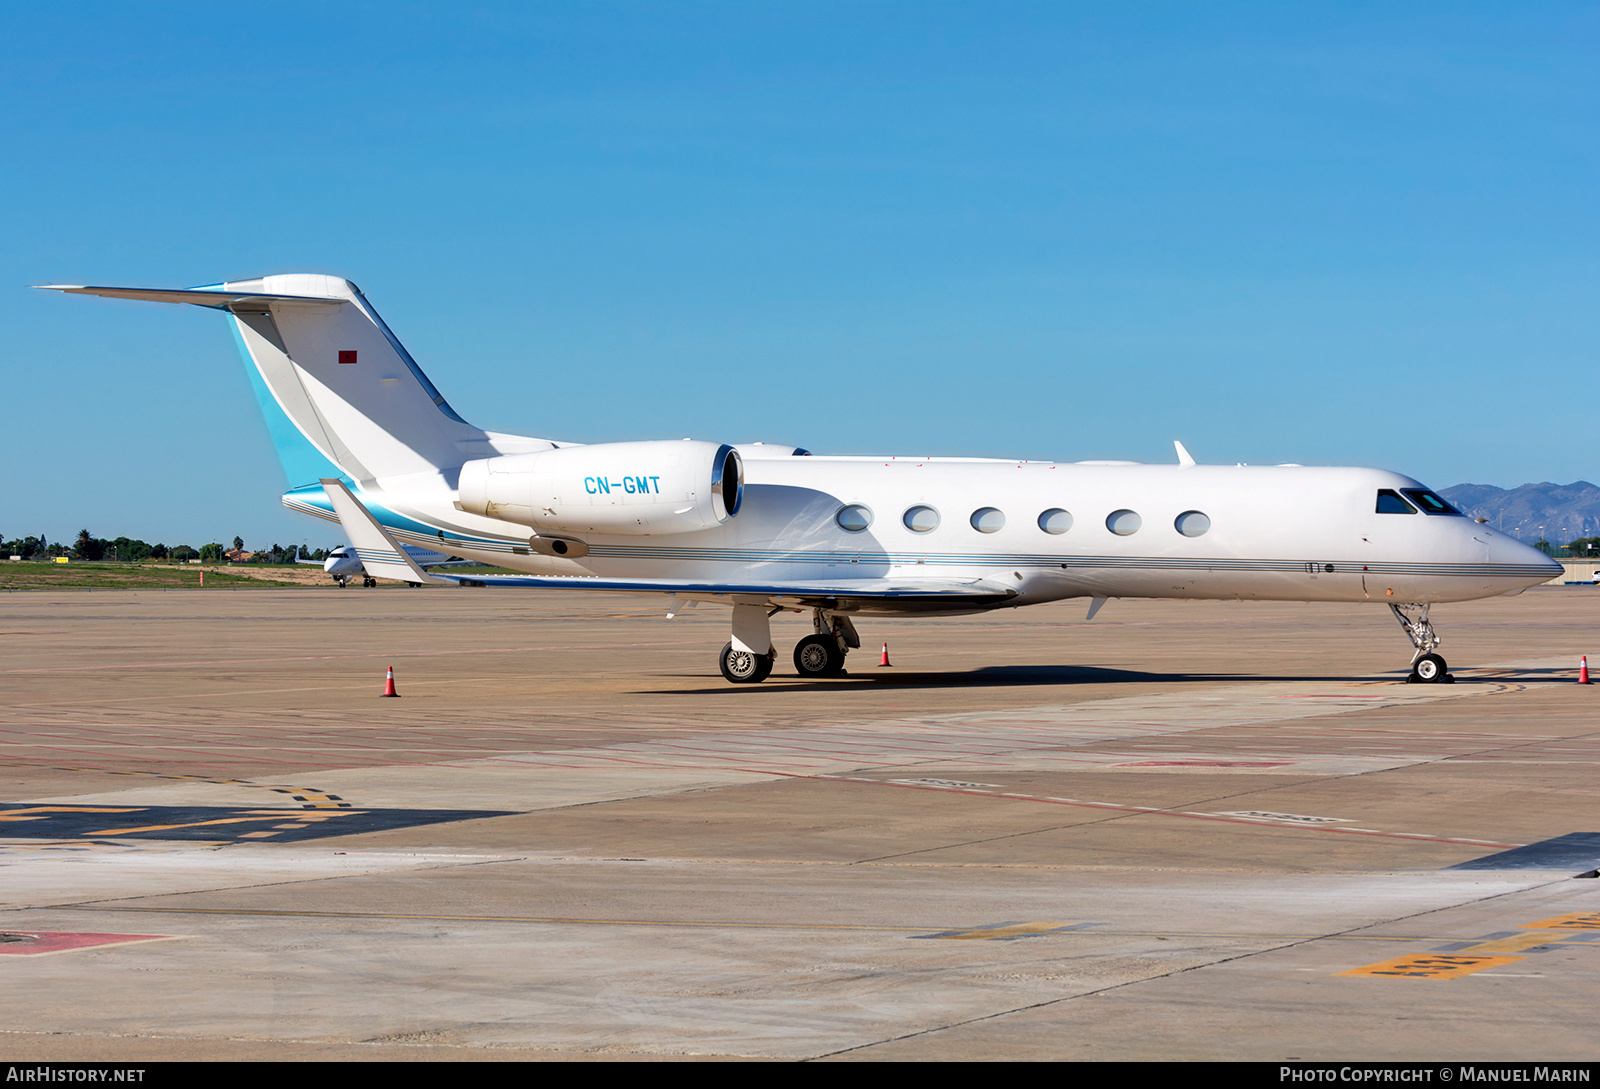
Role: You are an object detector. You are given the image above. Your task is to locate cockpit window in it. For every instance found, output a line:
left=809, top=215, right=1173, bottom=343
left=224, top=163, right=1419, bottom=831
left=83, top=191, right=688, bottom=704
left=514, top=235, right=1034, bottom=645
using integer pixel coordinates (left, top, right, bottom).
left=1376, top=489, right=1417, bottom=514
left=1401, top=489, right=1462, bottom=516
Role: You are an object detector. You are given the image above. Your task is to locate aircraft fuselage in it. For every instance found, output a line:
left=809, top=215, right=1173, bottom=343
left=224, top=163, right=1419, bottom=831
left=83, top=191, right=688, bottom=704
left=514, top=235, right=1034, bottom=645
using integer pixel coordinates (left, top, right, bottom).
left=292, top=457, right=1556, bottom=613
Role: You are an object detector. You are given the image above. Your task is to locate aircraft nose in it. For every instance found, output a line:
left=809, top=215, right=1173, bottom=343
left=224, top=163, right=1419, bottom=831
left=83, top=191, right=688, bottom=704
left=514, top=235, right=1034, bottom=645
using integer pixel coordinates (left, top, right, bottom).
left=1492, top=533, right=1563, bottom=584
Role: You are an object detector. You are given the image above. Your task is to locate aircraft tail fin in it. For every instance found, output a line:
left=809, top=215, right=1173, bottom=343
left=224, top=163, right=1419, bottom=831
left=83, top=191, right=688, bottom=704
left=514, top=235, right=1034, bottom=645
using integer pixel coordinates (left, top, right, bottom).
left=41, top=275, right=489, bottom=487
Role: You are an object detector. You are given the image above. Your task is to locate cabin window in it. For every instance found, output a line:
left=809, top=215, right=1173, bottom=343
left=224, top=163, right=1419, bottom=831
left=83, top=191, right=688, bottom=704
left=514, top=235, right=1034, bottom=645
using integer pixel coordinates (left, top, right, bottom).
left=903, top=505, right=940, bottom=533
left=1401, top=489, right=1462, bottom=516
left=1376, top=490, right=1417, bottom=514
left=1038, top=509, right=1073, bottom=534
left=1174, top=511, right=1210, bottom=537
left=970, top=507, right=1006, bottom=533
left=1106, top=509, right=1142, bottom=536
left=836, top=505, right=873, bottom=532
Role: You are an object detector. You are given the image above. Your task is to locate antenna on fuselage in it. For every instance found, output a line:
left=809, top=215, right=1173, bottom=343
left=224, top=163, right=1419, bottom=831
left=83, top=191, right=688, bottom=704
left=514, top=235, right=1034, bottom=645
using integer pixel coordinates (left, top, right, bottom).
left=1174, top=440, right=1197, bottom=468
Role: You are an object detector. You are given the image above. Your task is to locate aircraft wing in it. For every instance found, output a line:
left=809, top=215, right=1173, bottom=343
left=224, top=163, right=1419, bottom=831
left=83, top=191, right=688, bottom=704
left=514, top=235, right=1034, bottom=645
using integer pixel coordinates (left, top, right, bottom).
left=433, top=571, right=1017, bottom=609
left=320, top=479, right=451, bottom=585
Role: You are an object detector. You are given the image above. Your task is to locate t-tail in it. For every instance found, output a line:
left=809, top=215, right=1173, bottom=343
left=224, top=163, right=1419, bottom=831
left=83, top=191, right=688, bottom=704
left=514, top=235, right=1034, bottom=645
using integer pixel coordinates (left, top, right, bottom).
left=37, top=274, right=542, bottom=492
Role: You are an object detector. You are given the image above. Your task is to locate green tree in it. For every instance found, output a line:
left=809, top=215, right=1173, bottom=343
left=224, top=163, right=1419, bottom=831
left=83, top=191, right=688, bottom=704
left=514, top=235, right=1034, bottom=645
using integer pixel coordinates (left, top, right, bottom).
left=232, top=536, right=244, bottom=552
left=199, top=542, right=224, bottom=563
left=74, top=529, right=104, bottom=561
left=105, top=537, right=155, bottom=562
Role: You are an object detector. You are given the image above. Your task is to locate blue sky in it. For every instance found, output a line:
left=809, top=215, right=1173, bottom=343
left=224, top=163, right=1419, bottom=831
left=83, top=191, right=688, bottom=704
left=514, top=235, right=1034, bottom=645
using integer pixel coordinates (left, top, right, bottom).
left=3, top=3, right=1596, bottom=549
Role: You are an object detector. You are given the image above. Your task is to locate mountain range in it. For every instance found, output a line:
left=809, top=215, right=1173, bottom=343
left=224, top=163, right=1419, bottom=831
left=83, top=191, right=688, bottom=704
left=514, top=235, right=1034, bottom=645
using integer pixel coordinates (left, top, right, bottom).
left=1438, top=481, right=1600, bottom=544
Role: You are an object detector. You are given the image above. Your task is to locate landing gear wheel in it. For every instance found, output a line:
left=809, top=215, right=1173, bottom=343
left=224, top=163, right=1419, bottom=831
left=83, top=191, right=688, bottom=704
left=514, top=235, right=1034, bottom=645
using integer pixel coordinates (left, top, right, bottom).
left=793, top=634, right=846, bottom=678
left=362, top=576, right=377, bottom=588
left=720, top=641, right=774, bottom=684
left=1411, top=653, right=1449, bottom=684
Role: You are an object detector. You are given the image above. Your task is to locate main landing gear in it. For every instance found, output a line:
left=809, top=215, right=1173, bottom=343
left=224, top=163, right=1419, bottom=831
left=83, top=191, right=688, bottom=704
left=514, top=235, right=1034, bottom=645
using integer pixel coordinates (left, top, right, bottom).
left=794, top=609, right=857, bottom=679
left=717, top=604, right=860, bottom=684
left=1390, top=603, right=1453, bottom=684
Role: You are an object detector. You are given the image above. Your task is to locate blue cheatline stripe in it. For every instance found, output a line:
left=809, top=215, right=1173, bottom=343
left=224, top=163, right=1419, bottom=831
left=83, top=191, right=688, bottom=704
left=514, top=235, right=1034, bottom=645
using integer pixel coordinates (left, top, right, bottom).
left=352, top=549, right=404, bottom=562
left=284, top=488, right=494, bottom=543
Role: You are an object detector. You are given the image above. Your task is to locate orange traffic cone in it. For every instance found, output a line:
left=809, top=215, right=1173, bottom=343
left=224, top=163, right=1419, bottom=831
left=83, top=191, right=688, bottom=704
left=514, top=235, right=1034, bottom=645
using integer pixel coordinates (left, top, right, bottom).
left=879, top=642, right=892, bottom=667
left=381, top=665, right=400, bottom=697
left=1581, top=656, right=1591, bottom=685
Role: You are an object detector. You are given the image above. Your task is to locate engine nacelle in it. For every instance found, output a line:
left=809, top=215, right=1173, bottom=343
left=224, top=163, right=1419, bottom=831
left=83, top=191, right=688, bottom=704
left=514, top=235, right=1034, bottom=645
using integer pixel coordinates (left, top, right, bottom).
left=456, top=440, right=743, bottom=535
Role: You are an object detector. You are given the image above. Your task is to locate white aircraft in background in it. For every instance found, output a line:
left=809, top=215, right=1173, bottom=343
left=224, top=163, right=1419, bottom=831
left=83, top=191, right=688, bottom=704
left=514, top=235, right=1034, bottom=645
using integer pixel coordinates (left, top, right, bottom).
left=43, top=274, right=1559, bottom=684
left=315, top=542, right=471, bottom=587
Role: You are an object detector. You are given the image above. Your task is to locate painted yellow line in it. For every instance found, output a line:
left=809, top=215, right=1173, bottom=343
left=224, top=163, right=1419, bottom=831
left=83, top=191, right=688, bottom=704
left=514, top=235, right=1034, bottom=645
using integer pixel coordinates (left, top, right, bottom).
left=90, top=809, right=338, bottom=836
left=1341, top=911, right=1600, bottom=976
left=0, top=806, right=143, bottom=820
left=92, top=817, right=291, bottom=836
left=1522, top=912, right=1600, bottom=931
left=1339, top=954, right=1524, bottom=979
left=1458, top=930, right=1570, bottom=955
left=926, top=922, right=1076, bottom=940
left=0, top=762, right=354, bottom=812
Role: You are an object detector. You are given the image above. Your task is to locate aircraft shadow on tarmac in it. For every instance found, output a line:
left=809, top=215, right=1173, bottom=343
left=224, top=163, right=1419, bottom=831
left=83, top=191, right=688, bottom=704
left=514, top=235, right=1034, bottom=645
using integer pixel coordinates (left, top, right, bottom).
left=654, top=664, right=1400, bottom=694
left=654, top=662, right=1573, bottom=694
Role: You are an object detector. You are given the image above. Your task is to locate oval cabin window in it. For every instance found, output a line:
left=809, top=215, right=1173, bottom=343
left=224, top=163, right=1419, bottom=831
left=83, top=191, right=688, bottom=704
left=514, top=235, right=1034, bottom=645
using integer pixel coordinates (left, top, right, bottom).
left=1038, top=509, right=1073, bottom=535
left=1174, top=511, right=1211, bottom=537
left=903, top=505, right=940, bottom=533
left=1106, top=509, right=1142, bottom=536
left=970, top=507, right=1006, bottom=533
left=836, top=505, right=873, bottom=532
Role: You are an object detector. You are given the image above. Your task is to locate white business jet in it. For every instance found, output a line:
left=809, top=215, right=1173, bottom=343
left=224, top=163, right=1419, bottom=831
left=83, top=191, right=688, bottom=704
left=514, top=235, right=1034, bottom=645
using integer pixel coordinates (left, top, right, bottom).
left=42, top=275, right=1559, bottom=684
left=317, top=542, right=471, bottom=587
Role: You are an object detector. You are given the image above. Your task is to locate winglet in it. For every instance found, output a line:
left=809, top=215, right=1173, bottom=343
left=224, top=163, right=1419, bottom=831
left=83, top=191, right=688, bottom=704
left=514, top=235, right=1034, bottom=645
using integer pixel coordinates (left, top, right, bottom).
left=1174, top=440, right=1196, bottom=468
left=319, top=479, right=450, bottom=586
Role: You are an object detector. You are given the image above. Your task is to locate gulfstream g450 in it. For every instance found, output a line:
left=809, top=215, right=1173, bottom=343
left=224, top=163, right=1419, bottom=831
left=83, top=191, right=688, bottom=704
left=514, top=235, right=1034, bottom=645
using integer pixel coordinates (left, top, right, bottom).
left=42, top=275, right=1559, bottom=683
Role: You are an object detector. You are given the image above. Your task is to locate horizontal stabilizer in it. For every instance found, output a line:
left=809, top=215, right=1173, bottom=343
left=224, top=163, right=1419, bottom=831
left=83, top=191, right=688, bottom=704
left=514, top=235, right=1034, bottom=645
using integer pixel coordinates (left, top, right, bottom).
left=36, top=284, right=344, bottom=310
left=49, top=273, right=487, bottom=482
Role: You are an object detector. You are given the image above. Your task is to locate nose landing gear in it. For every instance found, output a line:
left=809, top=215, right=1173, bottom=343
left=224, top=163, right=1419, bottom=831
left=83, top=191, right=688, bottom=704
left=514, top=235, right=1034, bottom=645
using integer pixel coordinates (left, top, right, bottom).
left=1391, top=603, right=1454, bottom=684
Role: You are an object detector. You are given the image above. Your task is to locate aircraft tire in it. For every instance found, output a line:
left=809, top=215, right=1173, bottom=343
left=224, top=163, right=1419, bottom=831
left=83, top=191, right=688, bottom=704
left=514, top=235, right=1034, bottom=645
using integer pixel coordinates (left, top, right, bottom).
left=793, top=635, right=845, bottom=678
left=720, top=641, right=773, bottom=684
left=1412, top=653, right=1448, bottom=683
